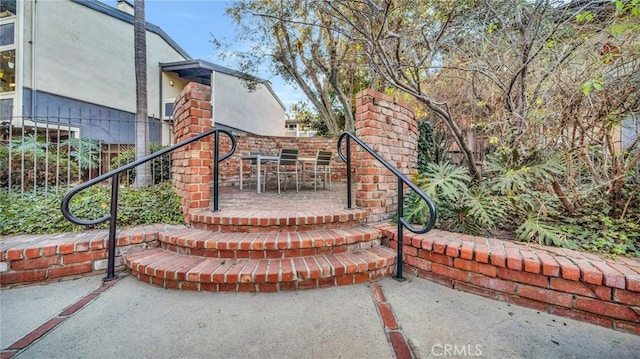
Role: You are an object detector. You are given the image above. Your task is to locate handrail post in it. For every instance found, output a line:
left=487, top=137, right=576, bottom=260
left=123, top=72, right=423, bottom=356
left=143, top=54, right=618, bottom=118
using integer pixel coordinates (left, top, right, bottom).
left=62, top=128, right=237, bottom=283
left=394, top=177, right=405, bottom=281
left=346, top=136, right=352, bottom=209
left=105, top=173, right=119, bottom=282
left=212, top=131, right=220, bottom=212
left=337, top=131, right=437, bottom=281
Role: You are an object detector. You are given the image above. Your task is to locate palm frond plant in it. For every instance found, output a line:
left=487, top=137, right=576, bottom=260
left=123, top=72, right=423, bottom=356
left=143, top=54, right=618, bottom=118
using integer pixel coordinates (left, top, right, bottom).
left=483, top=150, right=568, bottom=244
left=516, top=212, right=567, bottom=247
left=404, top=162, right=469, bottom=227
left=9, top=134, right=48, bottom=155
left=405, top=162, right=506, bottom=236
left=59, top=138, right=101, bottom=170
left=462, top=184, right=508, bottom=235
left=417, top=162, right=471, bottom=201
left=485, top=150, right=564, bottom=197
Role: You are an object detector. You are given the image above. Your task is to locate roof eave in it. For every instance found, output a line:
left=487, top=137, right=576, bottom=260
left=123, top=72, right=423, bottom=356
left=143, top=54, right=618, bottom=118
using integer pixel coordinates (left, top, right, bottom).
left=160, top=60, right=287, bottom=111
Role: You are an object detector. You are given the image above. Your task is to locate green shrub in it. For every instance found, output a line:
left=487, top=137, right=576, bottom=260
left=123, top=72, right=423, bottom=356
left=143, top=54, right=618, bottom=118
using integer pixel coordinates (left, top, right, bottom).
left=0, top=147, right=81, bottom=189
left=58, top=138, right=101, bottom=171
left=110, top=144, right=171, bottom=184
left=558, top=214, right=640, bottom=256
left=405, top=162, right=506, bottom=236
left=0, top=182, right=184, bottom=235
left=406, top=152, right=639, bottom=257
left=0, top=136, right=102, bottom=190
left=417, top=119, right=435, bottom=172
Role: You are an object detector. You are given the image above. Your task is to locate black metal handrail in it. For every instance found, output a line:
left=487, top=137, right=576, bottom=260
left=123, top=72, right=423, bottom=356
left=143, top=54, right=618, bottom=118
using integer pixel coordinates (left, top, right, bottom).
left=61, top=127, right=236, bottom=282
left=337, top=132, right=437, bottom=281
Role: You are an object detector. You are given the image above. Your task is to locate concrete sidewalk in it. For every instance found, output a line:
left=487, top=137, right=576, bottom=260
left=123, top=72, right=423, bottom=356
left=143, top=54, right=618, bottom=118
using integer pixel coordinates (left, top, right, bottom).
left=2, top=274, right=638, bottom=359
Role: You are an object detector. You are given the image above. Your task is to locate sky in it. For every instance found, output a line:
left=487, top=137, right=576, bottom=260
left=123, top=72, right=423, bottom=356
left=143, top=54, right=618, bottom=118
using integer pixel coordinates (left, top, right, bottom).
left=100, top=0, right=304, bottom=111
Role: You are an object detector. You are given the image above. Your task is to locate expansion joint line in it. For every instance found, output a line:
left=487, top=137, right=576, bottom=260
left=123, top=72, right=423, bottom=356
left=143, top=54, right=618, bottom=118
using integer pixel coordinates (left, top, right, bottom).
left=370, top=281, right=415, bottom=359
left=1, top=278, right=121, bottom=359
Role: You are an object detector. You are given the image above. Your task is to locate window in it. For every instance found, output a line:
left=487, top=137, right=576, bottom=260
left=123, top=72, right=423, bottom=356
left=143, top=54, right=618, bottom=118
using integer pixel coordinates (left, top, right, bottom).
left=0, top=0, right=16, bottom=18
left=0, top=23, right=13, bottom=45
left=0, top=0, right=16, bottom=109
left=0, top=97, right=12, bottom=118
left=163, top=101, right=174, bottom=120
left=0, top=49, right=15, bottom=92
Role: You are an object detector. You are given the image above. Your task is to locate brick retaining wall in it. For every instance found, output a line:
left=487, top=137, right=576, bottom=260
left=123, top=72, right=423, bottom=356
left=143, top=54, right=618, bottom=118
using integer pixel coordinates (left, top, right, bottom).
left=374, top=222, right=640, bottom=336
left=0, top=226, right=166, bottom=287
left=3, top=222, right=637, bottom=336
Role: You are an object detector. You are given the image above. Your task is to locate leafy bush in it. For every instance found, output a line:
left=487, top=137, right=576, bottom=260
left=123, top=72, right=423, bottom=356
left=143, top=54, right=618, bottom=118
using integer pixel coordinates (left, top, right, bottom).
left=1, top=136, right=102, bottom=190
left=406, top=151, right=640, bottom=257
left=0, top=146, right=81, bottom=189
left=110, top=144, right=171, bottom=184
left=483, top=150, right=569, bottom=247
left=553, top=169, right=640, bottom=256
left=558, top=214, right=640, bottom=256
left=405, top=162, right=506, bottom=235
left=58, top=138, right=101, bottom=170
left=0, top=182, right=184, bottom=235
left=417, top=119, right=435, bottom=172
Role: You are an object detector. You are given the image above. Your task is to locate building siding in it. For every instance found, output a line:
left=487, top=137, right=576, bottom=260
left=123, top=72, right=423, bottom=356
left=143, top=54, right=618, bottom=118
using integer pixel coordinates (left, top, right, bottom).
left=22, top=0, right=186, bottom=118
left=213, top=72, right=285, bottom=136
left=22, top=88, right=161, bottom=145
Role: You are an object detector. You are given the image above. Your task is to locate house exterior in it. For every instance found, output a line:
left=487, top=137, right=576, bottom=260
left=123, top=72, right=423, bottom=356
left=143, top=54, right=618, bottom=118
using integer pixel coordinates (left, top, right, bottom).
left=0, top=0, right=286, bottom=149
left=161, top=59, right=287, bottom=140
left=284, top=117, right=316, bottom=137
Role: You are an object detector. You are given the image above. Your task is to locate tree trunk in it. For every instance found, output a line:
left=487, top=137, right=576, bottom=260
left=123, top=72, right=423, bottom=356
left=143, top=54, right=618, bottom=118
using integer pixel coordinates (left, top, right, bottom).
left=332, top=76, right=354, bottom=132
left=134, top=0, right=151, bottom=188
left=418, top=95, right=480, bottom=181
left=551, top=176, right=575, bottom=215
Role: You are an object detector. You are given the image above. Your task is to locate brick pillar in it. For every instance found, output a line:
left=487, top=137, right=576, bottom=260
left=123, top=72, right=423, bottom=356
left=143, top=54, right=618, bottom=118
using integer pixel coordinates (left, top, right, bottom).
left=171, top=82, right=214, bottom=224
left=354, top=89, right=418, bottom=222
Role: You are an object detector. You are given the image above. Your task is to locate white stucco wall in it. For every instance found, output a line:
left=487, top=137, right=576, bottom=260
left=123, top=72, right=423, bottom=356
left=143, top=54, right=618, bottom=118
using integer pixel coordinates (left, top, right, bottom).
left=159, top=72, right=187, bottom=144
left=213, top=72, right=285, bottom=136
left=24, top=0, right=186, bottom=117
left=160, top=72, right=188, bottom=109
left=17, top=0, right=286, bottom=141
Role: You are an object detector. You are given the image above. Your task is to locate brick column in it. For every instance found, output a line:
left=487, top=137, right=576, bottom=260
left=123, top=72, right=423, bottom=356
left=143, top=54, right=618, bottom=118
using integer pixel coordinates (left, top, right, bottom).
left=354, top=89, right=418, bottom=222
left=171, top=82, right=213, bottom=224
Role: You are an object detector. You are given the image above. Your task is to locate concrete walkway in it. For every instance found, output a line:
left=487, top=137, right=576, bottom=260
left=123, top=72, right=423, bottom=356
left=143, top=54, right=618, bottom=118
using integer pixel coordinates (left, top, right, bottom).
left=1, top=274, right=638, bottom=359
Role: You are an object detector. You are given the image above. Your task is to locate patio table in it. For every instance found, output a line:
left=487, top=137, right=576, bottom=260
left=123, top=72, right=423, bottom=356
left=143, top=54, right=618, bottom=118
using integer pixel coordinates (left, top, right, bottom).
left=239, top=153, right=279, bottom=193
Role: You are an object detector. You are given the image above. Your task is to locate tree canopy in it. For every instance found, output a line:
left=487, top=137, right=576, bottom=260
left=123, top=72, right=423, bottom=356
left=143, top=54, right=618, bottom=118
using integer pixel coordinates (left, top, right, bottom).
left=222, top=0, right=640, bottom=255
left=221, top=0, right=372, bottom=133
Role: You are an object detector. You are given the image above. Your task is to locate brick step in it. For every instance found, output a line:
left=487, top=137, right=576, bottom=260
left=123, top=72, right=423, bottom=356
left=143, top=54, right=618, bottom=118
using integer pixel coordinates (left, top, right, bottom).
left=158, top=226, right=381, bottom=259
left=188, top=207, right=368, bottom=233
left=123, top=246, right=396, bottom=292
left=0, top=225, right=170, bottom=287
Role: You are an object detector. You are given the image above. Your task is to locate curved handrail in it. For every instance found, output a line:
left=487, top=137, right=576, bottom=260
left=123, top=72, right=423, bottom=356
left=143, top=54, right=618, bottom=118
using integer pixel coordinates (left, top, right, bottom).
left=61, top=127, right=236, bottom=281
left=337, top=132, right=437, bottom=280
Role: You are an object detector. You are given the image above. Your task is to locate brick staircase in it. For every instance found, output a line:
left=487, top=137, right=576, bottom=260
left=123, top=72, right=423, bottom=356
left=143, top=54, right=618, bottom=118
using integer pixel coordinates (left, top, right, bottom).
left=122, top=197, right=396, bottom=292
left=2, top=185, right=639, bottom=335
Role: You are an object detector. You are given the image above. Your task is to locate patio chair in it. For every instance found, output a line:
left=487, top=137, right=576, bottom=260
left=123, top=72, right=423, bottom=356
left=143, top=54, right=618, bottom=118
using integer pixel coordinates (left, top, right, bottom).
left=263, top=148, right=300, bottom=193
left=302, top=150, right=332, bottom=191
